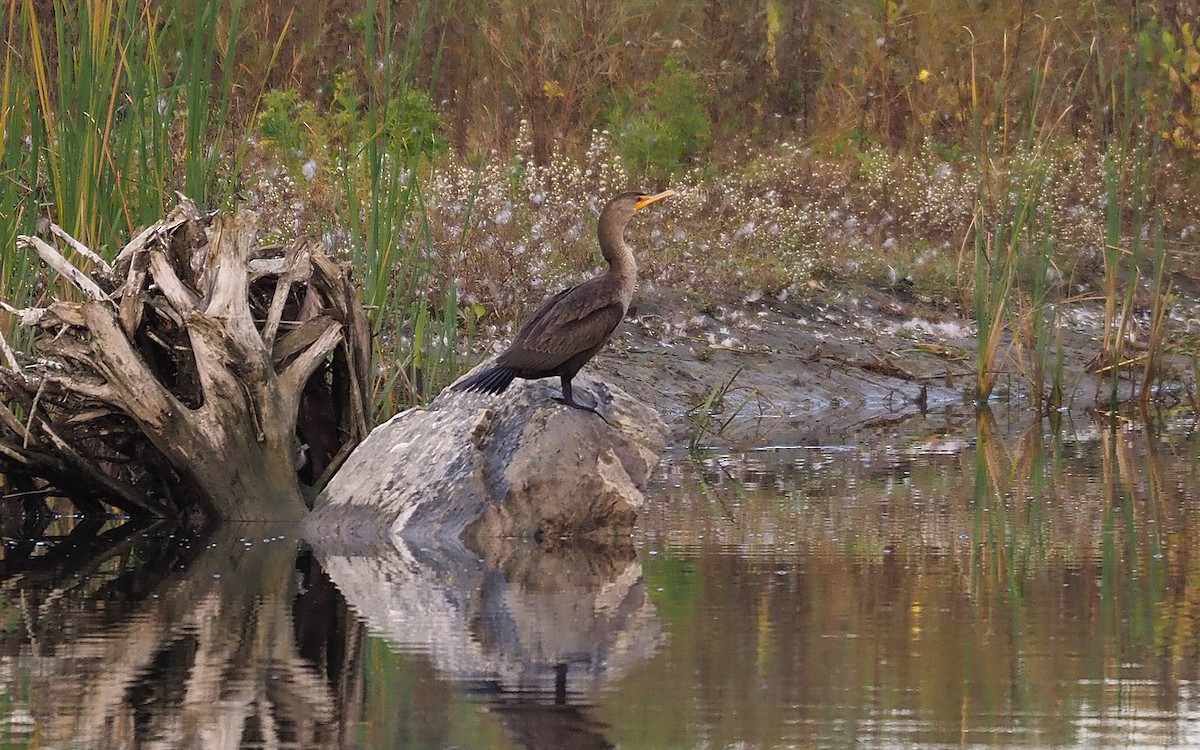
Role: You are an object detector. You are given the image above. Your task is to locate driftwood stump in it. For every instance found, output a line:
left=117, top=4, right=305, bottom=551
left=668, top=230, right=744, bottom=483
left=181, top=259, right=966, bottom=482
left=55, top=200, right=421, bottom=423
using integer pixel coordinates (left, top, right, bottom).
left=0, top=198, right=371, bottom=520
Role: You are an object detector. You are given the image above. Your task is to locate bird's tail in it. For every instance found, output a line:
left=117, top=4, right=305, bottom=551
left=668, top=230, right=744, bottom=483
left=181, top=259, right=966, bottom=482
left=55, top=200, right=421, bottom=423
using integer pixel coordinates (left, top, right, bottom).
left=451, top=365, right=518, bottom=395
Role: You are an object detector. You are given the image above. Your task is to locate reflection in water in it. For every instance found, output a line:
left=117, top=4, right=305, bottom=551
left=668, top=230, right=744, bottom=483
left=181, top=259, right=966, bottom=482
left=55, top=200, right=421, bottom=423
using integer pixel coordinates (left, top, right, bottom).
left=627, top=416, right=1200, bottom=748
left=2, top=416, right=1200, bottom=748
left=0, top=523, right=348, bottom=749
left=314, top=536, right=662, bottom=749
left=0, top=515, right=661, bottom=749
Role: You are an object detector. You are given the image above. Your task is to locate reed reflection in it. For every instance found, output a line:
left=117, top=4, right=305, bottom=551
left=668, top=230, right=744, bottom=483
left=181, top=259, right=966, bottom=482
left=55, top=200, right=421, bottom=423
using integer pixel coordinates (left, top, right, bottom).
left=632, top=413, right=1200, bottom=747
left=3, top=414, right=1197, bottom=748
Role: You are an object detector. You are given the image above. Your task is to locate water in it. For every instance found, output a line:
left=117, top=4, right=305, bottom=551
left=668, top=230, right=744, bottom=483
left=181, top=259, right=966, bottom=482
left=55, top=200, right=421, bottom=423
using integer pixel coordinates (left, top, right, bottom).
left=3, top=417, right=1200, bottom=748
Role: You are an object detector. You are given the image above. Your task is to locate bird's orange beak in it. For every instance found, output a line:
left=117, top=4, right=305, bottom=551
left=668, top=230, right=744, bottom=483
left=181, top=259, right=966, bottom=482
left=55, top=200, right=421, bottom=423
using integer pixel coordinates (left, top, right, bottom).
left=635, top=189, right=676, bottom=210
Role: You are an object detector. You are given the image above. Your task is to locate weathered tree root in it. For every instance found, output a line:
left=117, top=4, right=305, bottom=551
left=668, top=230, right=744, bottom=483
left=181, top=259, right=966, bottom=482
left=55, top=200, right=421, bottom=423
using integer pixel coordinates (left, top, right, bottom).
left=0, top=198, right=371, bottom=520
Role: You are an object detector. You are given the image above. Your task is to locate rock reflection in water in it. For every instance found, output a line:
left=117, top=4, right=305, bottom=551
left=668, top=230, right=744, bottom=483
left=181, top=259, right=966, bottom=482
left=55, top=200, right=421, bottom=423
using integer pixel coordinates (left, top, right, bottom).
left=314, top=535, right=663, bottom=749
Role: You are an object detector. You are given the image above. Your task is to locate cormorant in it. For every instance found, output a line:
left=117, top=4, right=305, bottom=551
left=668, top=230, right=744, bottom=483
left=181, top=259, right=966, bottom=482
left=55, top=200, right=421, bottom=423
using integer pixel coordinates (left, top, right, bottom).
left=452, top=189, right=675, bottom=412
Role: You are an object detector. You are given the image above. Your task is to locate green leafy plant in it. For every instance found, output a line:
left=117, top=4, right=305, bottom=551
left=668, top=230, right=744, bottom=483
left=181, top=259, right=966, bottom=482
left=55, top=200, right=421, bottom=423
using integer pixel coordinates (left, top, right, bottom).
left=257, top=88, right=319, bottom=157
left=1150, top=20, right=1200, bottom=161
left=611, top=54, right=712, bottom=179
left=378, top=87, right=446, bottom=161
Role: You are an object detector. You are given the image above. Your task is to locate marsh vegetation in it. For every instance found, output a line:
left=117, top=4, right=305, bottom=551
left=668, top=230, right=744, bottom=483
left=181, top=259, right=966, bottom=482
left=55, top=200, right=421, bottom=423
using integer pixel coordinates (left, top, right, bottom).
left=2, top=1, right=1200, bottom=472
left=6, top=4, right=1200, bottom=747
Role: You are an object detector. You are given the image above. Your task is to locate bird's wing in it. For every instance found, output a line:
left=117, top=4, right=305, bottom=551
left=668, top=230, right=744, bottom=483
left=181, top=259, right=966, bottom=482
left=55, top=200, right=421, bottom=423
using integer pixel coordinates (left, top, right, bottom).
left=498, top=285, right=625, bottom=372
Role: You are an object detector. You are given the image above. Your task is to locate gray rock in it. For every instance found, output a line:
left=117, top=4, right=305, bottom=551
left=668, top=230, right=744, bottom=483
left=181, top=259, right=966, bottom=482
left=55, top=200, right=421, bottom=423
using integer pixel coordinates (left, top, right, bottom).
left=304, top=369, right=666, bottom=552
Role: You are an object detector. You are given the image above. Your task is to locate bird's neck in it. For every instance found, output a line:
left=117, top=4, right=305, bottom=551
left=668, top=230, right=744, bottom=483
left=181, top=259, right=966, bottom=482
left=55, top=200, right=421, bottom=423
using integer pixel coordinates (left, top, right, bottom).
left=599, top=220, right=637, bottom=284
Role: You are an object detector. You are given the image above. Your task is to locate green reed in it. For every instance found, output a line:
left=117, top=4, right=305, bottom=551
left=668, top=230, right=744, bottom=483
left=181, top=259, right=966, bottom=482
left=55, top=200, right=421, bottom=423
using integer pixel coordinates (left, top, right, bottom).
left=687, top=367, right=745, bottom=452
left=1015, top=232, right=1067, bottom=412
left=968, top=27, right=1064, bottom=407
left=967, top=18, right=1175, bottom=413
left=1, top=0, right=250, bottom=315
left=5, top=0, right=458, bottom=420
left=0, top=4, right=38, bottom=320
left=332, top=0, right=460, bottom=417
left=25, top=0, right=134, bottom=249
left=1138, top=227, right=1172, bottom=413
left=1090, top=20, right=1167, bottom=412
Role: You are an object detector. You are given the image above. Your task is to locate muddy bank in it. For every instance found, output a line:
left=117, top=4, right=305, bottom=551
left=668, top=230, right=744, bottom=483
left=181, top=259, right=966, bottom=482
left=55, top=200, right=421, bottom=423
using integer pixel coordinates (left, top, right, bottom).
left=574, top=283, right=1197, bottom=447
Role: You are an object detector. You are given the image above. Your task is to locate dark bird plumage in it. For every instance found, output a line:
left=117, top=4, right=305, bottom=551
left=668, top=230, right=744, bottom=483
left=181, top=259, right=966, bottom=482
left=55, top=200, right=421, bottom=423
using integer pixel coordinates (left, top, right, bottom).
left=452, top=189, right=675, bottom=412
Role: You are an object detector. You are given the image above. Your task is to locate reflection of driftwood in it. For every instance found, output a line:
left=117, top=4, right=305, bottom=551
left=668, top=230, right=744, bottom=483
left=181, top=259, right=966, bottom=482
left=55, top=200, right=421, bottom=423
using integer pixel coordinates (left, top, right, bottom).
left=0, top=524, right=347, bottom=749
left=0, top=198, right=370, bottom=519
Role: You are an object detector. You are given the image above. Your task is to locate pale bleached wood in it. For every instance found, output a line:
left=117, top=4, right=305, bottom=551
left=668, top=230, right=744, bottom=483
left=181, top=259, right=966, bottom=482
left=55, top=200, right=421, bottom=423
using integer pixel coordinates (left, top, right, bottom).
left=113, top=194, right=203, bottom=268
left=0, top=439, right=31, bottom=465
left=262, top=239, right=314, bottom=348
left=44, top=301, right=87, bottom=328
left=49, top=223, right=114, bottom=281
left=202, top=211, right=256, bottom=322
left=64, top=407, right=120, bottom=425
left=0, top=399, right=31, bottom=445
left=297, top=283, right=323, bottom=322
left=113, top=218, right=182, bottom=269
left=280, top=320, right=344, bottom=422
left=0, top=323, right=19, bottom=372
left=42, top=373, right=121, bottom=406
left=148, top=250, right=201, bottom=312
left=0, top=301, right=44, bottom=328
left=119, top=249, right=150, bottom=334
left=185, top=313, right=254, bottom=417
left=0, top=301, right=87, bottom=330
left=342, top=273, right=373, bottom=438
left=248, top=256, right=286, bottom=278
left=0, top=197, right=371, bottom=518
left=81, top=300, right=185, bottom=437
left=23, top=379, right=45, bottom=448
left=16, top=235, right=110, bottom=302
left=272, top=316, right=337, bottom=364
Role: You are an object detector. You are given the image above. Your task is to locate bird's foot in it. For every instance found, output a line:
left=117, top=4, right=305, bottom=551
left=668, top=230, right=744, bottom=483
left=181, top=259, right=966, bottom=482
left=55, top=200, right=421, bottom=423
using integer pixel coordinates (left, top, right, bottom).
left=552, top=396, right=614, bottom=426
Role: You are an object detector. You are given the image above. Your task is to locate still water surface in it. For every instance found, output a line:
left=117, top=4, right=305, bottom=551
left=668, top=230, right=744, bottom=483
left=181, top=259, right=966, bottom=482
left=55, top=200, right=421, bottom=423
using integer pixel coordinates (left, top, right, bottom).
left=3, top=415, right=1200, bottom=748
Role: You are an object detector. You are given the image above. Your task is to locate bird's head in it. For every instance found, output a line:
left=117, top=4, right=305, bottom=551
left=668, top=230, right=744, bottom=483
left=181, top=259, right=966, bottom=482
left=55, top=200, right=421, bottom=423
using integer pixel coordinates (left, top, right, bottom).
left=634, top=189, right=675, bottom=210
left=602, top=189, right=675, bottom=227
